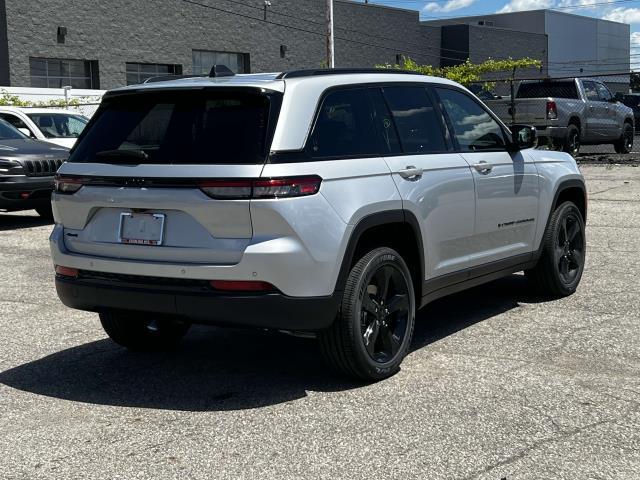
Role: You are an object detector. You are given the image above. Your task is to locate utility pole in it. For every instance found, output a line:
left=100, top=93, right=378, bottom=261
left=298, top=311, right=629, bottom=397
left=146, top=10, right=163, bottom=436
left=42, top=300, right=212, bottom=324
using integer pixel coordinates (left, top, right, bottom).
left=326, top=0, right=335, bottom=68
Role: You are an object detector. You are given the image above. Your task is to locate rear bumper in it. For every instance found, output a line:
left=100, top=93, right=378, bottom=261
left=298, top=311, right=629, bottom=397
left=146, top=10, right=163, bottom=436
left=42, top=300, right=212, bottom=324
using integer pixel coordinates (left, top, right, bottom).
left=534, top=125, right=567, bottom=139
left=55, top=274, right=339, bottom=331
left=0, top=175, right=53, bottom=210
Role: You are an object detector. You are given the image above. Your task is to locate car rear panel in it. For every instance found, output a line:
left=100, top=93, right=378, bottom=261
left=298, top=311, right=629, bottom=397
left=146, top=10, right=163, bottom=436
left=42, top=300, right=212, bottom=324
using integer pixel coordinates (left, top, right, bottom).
left=54, top=87, right=279, bottom=266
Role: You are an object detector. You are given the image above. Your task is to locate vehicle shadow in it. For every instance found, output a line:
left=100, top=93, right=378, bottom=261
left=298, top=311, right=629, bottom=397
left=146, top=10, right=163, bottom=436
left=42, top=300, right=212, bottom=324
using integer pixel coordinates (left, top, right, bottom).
left=0, top=274, right=544, bottom=412
left=0, top=212, right=52, bottom=231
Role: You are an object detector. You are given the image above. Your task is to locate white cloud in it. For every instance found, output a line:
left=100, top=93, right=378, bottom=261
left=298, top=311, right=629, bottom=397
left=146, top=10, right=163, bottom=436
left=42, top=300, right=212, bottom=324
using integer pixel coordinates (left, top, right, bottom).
left=497, top=0, right=552, bottom=14
left=424, top=0, right=475, bottom=13
left=603, top=8, right=640, bottom=24
left=557, top=0, right=617, bottom=9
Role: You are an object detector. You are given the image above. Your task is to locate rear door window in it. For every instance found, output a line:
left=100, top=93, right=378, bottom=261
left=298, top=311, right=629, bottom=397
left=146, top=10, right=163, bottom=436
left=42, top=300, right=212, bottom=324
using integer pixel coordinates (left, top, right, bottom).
left=368, top=88, right=401, bottom=155
left=308, top=88, right=379, bottom=158
left=70, top=89, right=279, bottom=164
left=383, top=86, right=447, bottom=154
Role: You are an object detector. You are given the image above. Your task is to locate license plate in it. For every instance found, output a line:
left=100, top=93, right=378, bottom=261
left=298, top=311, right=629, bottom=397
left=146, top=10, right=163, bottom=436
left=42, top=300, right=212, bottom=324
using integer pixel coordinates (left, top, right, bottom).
left=118, top=213, right=165, bottom=246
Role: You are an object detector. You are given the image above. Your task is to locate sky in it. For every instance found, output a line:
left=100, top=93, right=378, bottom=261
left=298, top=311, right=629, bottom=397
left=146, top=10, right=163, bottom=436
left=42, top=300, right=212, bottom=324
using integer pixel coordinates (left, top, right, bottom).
left=370, top=0, right=640, bottom=61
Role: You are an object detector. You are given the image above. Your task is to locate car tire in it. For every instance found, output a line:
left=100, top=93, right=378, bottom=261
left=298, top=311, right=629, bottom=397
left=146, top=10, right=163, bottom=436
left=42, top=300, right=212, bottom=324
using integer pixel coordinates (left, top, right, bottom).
left=613, top=122, right=634, bottom=154
left=318, top=247, right=416, bottom=381
left=35, top=204, right=53, bottom=219
left=563, top=125, right=581, bottom=157
left=99, top=311, right=191, bottom=351
left=526, top=201, right=586, bottom=297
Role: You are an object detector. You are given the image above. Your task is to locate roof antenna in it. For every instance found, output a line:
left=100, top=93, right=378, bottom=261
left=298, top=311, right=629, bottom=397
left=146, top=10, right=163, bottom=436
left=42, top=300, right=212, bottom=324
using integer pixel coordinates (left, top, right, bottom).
left=209, top=65, right=235, bottom=78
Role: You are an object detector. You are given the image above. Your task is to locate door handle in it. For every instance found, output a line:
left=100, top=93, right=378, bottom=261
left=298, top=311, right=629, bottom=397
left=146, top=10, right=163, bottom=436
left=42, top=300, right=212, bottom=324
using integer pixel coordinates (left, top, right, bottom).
left=398, top=166, right=423, bottom=180
left=472, top=161, right=493, bottom=174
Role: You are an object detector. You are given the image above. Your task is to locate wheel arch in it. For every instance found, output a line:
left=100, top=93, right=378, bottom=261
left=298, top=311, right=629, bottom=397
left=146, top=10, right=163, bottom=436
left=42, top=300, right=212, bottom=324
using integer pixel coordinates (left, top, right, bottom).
left=535, top=179, right=587, bottom=259
left=334, top=210, right=424, bottom=302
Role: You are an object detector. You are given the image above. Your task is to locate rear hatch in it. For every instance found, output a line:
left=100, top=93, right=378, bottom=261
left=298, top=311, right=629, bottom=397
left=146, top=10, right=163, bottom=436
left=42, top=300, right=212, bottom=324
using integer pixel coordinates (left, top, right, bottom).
left=54, top=86, right=282, bottom=265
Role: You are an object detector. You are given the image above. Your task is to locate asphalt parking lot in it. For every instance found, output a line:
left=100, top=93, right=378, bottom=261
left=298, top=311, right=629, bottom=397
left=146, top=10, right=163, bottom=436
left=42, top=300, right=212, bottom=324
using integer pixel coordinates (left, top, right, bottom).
left=0, top=164, right=638, bottom=480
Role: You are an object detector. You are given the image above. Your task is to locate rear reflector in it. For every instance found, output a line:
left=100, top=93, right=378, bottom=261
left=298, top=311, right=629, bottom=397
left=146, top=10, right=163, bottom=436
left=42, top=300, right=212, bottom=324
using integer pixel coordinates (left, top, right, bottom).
left=209, top=280, right=275, bottom=292
left=55, top=265, right=79, bottom=278
left=199, top=176, right=322, bottom=200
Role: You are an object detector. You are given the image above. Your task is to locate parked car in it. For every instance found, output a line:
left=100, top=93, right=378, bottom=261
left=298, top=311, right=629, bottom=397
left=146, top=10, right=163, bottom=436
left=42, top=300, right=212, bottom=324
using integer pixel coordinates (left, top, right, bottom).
left=485, top=78, right=634, bottom=156
left=50, top=68, right=587, bottom=380
left=620, top=93, right=640, bottom=132
left=0, top=118, right=69, bottom=218
left=0, top=107, right=89, bottom=148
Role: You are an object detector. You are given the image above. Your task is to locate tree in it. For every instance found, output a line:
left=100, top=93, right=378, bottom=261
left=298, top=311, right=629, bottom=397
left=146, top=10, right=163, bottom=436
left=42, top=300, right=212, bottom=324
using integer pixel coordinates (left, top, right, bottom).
left=378, top=56, right=543, bottom=88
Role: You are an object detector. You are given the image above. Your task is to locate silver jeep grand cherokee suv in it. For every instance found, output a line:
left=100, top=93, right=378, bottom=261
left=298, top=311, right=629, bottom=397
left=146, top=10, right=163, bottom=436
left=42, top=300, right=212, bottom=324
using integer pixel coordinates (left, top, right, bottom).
left=50, top=68, right=587, bottom=380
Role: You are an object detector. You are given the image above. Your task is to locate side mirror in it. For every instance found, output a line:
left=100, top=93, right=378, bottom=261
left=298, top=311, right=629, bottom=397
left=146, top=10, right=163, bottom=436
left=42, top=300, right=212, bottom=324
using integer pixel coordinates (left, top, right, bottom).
left=510, top=124, right=537, bottom=150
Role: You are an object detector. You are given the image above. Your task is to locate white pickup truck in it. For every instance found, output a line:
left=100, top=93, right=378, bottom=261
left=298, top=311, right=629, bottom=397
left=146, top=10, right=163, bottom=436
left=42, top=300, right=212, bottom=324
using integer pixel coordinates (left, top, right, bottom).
left=485, top=78, right=634, bottom=156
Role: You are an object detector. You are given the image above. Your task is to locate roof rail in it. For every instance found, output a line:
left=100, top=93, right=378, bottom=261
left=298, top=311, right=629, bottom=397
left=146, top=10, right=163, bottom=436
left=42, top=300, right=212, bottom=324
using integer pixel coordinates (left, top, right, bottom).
left=276, top=68, right=424, bottom=79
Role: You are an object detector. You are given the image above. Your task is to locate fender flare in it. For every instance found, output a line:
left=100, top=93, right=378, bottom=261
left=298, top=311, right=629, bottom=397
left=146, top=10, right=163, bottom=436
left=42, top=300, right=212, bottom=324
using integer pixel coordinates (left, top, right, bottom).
left=333, top=210, right=424, bottom=298
left=534, top=178, right=587, bottom=260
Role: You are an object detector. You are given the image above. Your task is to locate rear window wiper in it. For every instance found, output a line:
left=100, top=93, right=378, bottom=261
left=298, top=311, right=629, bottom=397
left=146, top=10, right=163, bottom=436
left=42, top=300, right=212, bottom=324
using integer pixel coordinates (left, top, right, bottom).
left=95, top=149, right=149, bottom=163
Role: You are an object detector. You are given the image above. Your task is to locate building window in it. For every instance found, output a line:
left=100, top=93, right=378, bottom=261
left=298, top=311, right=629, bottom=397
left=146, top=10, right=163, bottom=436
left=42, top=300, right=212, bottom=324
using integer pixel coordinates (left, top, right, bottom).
left=125, top=63, right=183, bottom=85
left=192, top=50, right=249, bottom=75
left=29, top=57, right=99, bottom=89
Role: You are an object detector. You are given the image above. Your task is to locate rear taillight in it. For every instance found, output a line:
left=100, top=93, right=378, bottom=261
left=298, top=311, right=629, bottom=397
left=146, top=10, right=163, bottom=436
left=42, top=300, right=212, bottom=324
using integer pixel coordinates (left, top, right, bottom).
left=54, top=175, right=84, bottom=194
left=199, top=176, right=322, bottom=200
left=198, top=180, right=252, bottom=199
left=55, top=265, right=79, bottom=278
left=546, top=101, right=558, bottom=120
left=209, top=280, right=275, bottom=292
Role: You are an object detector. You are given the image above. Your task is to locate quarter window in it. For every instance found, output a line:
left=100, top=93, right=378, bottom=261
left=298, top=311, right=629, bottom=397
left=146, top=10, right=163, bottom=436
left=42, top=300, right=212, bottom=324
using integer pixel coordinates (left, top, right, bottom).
left=308, top=88, right=379, bottom=158
left=383, top=86, right=447, bottom=154
left=435, top=88, right=507, bottom=151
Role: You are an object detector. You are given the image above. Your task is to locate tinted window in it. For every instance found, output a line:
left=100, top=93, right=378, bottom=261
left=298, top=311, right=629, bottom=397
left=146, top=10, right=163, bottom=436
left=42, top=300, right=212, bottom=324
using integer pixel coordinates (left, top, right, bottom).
left=583, top=81, right=600, bottom=101
left=70, top=90, right=277, bottom=165
left=0, top=113, right=29, bottom=130
left=595, top=83, right=612, bottom=102
left=436, top=88, right=507, bottom=151
left=27, top=113, right=88, bottom=138
left=516, top=81, right=578, bottom=99
left=309, top=88, right=378, bottom=158
left=369, top=89, right=401, bottom=155
left=383, top=87, right=447, bottom=154
left=0, top=118, right=27, bottom=140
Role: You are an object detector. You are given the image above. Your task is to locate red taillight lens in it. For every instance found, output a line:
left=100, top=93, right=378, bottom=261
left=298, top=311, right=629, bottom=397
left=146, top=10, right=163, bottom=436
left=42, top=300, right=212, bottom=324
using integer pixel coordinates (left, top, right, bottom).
left=253, top=176, right=322, bottom=198
left=546, top=101, right=558, bottom=120
left=199, top=176, right=322, bottom=200
left=55, top=265, right=79, bottom=278
left=198, top=180, right=252, bottom=199
left=209, top=280, right=275, bottom=292
left=54, top=175, right=84, bottom=194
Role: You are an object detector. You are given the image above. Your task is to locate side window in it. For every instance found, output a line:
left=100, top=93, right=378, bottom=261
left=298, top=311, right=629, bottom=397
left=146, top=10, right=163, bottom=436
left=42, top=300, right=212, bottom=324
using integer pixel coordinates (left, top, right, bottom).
left=368, top=88, right=401, bottom=155
left=435, top=88, right=507, bottom=152
left=383, top=86, right=447, bottom=153
left=583, top=81, right=600, bottom=101
left=308, top=88, right=378, bottom=158
left=596, top=83, right=613, bottom=102
left=0, top=113, right=29, bottom=131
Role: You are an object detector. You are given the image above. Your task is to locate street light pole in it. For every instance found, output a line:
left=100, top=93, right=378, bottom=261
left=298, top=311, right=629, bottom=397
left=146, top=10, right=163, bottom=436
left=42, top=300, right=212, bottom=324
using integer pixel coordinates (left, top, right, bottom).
left=326, top=0, right=335, bottom=68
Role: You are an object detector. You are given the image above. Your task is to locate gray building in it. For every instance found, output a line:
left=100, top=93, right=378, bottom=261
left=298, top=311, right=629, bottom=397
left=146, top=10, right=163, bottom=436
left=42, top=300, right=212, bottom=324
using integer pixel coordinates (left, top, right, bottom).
left=0, top=0, right=440, bottom=90
left=424, top=9, right=631, bottom=92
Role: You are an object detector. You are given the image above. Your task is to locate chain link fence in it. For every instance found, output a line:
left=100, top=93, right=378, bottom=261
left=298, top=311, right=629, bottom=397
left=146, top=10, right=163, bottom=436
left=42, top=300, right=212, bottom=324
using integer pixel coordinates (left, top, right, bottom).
left=469, top=72, right=640, bottom=165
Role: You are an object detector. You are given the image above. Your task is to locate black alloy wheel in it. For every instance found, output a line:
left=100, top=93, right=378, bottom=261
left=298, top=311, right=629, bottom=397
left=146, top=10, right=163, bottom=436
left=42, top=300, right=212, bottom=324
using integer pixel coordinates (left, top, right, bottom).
left=555, top=210, right=585, bottom=286
left=360, top=264, right=411, bottom=364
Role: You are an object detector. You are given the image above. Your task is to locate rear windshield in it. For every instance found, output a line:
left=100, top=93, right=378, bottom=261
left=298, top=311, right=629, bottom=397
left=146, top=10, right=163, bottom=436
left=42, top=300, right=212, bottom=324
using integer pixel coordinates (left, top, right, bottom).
left=69, top=89, right=279, bottom=165
left=516, top=81, right=579, bottom=99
